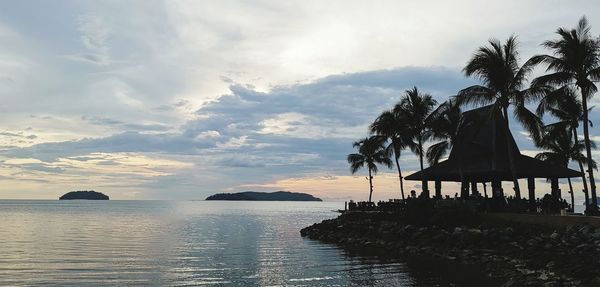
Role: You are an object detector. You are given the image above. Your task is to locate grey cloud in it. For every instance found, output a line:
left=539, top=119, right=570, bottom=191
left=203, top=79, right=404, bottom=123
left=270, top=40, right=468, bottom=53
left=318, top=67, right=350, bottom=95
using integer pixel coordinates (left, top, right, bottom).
left=6, top=66, right=577, bottom=196
left=2, top=131, right=213, bottom=162
left=0, top=132, right=23, bottom=137
left=82, top=115, right=170, bottom=132
left=22, top=164, right=66, bottom=174
left=96, top=160, right=119, bottom=166
left=3, top=67, right=474, bottom=174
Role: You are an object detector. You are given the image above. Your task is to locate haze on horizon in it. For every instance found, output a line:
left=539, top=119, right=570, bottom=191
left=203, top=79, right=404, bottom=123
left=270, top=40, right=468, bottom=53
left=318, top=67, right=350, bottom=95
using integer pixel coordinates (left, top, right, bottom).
left=1, top=0, right=599, bottom=202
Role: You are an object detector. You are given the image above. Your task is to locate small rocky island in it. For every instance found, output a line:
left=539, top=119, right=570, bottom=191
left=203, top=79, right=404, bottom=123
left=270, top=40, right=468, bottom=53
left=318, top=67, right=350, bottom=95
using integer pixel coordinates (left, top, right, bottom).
left=206, top=191, right=322, bottom=201
left=59, top=190, right=109, bottom=200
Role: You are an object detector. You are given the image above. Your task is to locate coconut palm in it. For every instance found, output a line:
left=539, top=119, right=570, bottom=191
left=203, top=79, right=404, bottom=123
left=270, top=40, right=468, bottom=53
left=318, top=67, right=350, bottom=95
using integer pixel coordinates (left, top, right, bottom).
left=426, top=98, right=462, bottom=165
left=394, top=87, right=437, bottom=197
left=535, top=128, right=596, bottom=211
left=370, top=110, right=413, bottom=200
left=530, top=16, right=600, bottom=211
left=347, top=136, right=393, bottom=202
left=456, top=36, right=546, bottom=199
left=537, top=86, right=592, bottom=206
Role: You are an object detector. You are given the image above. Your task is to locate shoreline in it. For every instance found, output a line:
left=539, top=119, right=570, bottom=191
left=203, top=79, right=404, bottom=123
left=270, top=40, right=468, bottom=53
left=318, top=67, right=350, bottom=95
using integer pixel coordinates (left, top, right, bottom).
left=301, top=211, right=600, bottom=286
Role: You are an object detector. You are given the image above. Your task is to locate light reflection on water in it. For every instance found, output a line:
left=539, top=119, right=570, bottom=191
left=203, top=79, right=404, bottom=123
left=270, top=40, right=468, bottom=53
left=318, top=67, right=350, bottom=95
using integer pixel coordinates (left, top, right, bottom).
left=0, top=200, right=434, bottom=286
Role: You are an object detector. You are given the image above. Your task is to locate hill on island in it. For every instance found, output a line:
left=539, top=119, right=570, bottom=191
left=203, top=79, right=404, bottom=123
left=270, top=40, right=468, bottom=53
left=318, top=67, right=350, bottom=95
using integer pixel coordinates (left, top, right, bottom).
left=59, top=190, right=109, bottom=200
left=206, top=191, right=322, bottom=201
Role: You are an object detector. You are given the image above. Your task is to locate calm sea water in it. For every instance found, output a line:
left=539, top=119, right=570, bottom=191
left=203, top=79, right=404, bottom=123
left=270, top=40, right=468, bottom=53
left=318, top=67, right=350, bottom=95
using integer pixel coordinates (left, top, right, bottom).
left=0, top=200, right=478, bottom=286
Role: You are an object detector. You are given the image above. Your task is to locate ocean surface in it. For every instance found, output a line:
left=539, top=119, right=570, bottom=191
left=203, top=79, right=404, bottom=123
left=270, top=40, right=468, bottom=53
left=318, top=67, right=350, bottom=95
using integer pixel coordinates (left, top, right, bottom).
left=0, top=200, right=481, bottom=286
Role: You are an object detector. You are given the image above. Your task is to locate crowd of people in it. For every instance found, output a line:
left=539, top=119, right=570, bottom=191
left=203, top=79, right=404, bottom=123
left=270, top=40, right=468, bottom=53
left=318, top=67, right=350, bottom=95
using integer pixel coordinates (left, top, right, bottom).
left=347, top=190, right=572, bottom=214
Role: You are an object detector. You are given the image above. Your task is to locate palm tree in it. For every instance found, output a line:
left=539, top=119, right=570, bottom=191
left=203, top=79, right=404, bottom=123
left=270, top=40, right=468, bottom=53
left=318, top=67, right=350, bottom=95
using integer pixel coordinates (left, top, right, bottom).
left=347, top=136, right=393, bottom=202
left=426, top=98, right=462, bottom=165
left=370, top=110, right=412, bottom=200
left=530, top=16, right=600, bottom=211
left=457, top=36, right=545, bottom=199
left=537, top=86, right=591, bottom=205
left=395, top=87, right=437, bottom=197
left=535, top=128, right=596, bottom=211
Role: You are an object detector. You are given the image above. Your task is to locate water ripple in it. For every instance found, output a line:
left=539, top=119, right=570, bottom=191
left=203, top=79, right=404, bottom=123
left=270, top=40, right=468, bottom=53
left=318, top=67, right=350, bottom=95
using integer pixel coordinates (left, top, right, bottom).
left=0, top=200, right=427, bottom=286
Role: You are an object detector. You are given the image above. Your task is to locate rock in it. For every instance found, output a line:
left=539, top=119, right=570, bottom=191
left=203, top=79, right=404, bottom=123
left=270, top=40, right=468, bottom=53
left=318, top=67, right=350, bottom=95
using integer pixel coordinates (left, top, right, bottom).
left=501, top=278, right=517, bottom=287
left=468, top=228, right=482, bottom=234
left=579, top=225, right=592, bottom=235
left=301, top=212, right=599, bottom=286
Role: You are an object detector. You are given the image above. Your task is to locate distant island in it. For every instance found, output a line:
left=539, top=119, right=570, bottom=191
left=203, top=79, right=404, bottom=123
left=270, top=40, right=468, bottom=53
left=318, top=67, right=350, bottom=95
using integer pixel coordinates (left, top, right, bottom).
left=206, top=191, right=322, bottom=201
left=59, top=190, right=109, bottom=200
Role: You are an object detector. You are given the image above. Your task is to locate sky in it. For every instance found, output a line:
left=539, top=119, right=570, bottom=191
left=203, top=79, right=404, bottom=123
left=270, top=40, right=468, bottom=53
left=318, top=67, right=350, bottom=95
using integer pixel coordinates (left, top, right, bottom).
left=1, top=1, right=600, bottom=204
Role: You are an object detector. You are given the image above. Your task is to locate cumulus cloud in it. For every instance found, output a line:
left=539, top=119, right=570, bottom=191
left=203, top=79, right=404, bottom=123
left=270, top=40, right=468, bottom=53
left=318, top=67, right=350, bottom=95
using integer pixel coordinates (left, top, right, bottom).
left=0, top=67, right=473, bottom=197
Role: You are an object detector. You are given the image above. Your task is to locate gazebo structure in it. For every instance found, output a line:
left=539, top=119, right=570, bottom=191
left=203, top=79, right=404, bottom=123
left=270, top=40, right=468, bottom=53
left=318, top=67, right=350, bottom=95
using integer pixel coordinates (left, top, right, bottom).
left=405, top=105, right=581, bottom=208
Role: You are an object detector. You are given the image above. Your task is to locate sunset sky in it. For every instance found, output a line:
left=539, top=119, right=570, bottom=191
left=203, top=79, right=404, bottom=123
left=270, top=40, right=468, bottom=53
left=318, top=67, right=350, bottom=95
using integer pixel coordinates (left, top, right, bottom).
left=1, top=1, right=600, bottom=203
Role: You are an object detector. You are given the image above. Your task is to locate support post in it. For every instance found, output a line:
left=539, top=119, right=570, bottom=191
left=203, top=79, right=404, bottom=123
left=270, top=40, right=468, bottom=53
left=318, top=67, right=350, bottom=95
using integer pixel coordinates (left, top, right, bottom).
left=550, top=178, right=560, bottom=199
left=483, top=182, right=488, bottom=198
left=460, top=180, right=469, bottom=198
left=527, top=177, right=536, bottom=212
left=471, top=181, right=479, bottom=196
left=435, top=180, right=442, bottom=199
left=492, top=180, right=503, bottom=198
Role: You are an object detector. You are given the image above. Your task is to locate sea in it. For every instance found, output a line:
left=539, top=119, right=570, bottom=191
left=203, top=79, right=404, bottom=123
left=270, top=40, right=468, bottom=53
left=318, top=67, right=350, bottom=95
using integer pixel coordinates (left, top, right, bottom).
left=0, top=200, right=488, bottom=286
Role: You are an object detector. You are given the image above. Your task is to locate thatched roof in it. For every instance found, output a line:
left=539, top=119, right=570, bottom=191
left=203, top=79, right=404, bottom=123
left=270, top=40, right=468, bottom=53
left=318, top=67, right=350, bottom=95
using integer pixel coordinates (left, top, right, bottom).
left=405, top=105, right=581, bottom=182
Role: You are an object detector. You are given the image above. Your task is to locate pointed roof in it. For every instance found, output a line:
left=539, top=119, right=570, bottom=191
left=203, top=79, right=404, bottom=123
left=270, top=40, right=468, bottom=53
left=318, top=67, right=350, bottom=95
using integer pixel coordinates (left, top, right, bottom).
left=405, top=105, right=581, bottom=182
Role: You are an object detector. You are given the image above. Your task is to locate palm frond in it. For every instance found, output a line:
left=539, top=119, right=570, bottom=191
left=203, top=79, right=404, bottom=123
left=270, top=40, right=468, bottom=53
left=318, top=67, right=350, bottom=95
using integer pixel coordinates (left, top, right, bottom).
left=456, top=85, right=496, bottom=107
left=514, top=105, right=544, bottom=144
left=426, top=141, right=450, bottom=165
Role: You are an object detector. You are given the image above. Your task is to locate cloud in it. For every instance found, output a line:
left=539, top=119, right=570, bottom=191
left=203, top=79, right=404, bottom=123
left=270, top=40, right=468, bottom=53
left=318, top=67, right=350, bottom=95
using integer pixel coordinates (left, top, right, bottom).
left=0, top=67, right=473, bottom=198
left=73, top=14, right=110, bottom=65
left=4, top=64, right=592, bottom=197
left=0, top=1, right=599, bottom=200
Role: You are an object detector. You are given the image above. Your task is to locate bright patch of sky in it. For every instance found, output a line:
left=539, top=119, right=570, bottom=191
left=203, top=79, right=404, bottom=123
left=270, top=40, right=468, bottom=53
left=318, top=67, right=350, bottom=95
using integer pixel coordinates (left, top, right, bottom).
left=0, top=0, right=599, bottom=203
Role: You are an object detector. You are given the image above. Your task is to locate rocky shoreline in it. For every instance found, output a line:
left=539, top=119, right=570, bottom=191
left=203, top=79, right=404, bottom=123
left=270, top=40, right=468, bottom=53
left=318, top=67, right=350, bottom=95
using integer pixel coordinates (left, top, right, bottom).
left=301, top=211, right=600, bottom=287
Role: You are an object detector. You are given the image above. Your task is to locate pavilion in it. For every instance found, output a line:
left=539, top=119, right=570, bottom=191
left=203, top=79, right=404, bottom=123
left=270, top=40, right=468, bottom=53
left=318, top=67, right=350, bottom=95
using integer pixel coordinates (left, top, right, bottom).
left=405, top=105, right=581, bottom=207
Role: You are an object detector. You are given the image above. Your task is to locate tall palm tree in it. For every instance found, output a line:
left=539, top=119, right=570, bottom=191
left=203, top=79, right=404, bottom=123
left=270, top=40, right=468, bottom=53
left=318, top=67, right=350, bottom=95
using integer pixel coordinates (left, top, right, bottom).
left=530, top=16, right=600, bottom=211
left=535, top=128, right=596, bottom=211
left=395, top=87, right=437, bottom=197
left=426, top=98, right=462, bottom=165
left=347, top=136, right=393, bottom=202
left=457, top=36, right=545, bottom=199
left=537, top=86, right=591, bottom=205
left=370, top=110, right=413, bottom=200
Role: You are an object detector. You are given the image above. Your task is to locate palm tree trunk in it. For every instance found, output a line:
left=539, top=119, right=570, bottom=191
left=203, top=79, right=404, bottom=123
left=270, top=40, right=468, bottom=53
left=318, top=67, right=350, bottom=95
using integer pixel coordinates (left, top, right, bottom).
left=572, top=127, right=590, bottom=206
left=581, top=91, right=597, bottom=210
left=395, top=155, right=405, bottom=200
left=567, top=177, right=574, bottom=212
left=502, top=107, right=521, bottom=199
left=368, top=168, right=374, bottom=203
left=418, top=138, right=428, bottom=197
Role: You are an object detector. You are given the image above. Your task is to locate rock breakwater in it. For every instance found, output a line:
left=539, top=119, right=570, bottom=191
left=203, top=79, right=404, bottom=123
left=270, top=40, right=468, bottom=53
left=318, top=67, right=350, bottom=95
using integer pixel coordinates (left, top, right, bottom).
left=301, top=212, right=600, bottom=287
